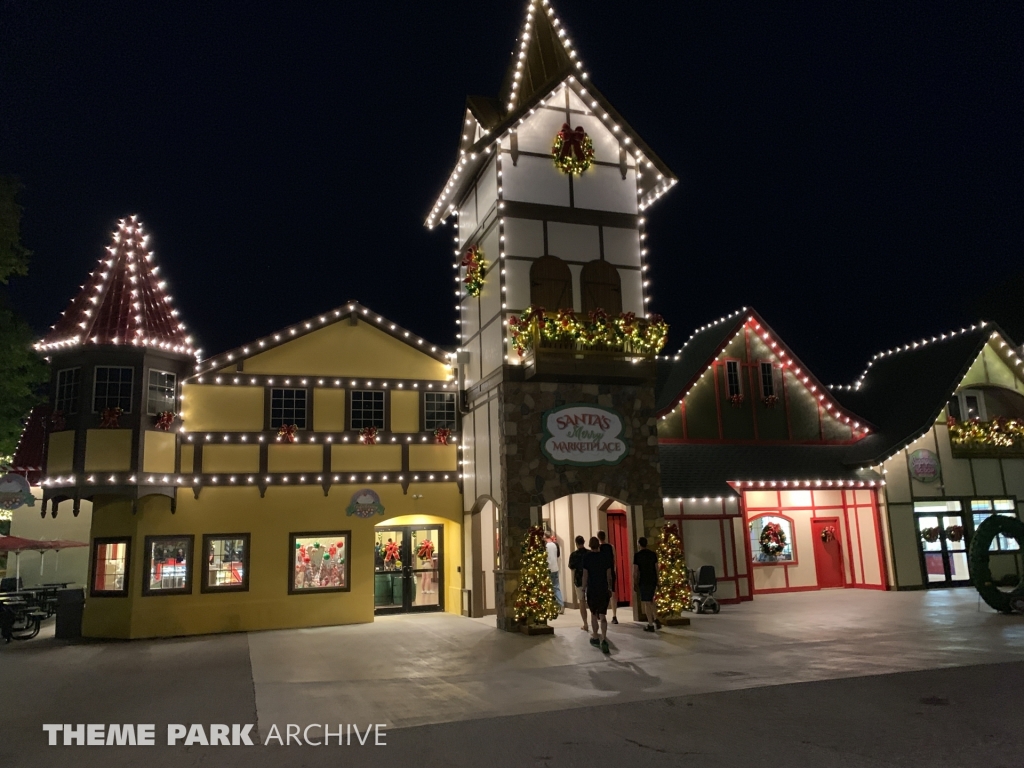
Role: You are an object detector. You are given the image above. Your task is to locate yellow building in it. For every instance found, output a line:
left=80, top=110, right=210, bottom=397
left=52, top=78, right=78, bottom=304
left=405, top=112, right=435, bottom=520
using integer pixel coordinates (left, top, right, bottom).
left=37, top=217, right=463, bottom=638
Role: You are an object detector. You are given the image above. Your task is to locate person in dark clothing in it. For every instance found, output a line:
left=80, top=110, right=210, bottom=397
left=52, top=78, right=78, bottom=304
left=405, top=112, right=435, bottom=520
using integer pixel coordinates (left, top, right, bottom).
left=632, top=536, right=660, bottom=632
left=0, top=603, right=16, bottom=643
left=567, top=535, right=589, bottom=630
left=582, top=536, right=612, bottom=654
left=596, top=530, right=618, bottom=624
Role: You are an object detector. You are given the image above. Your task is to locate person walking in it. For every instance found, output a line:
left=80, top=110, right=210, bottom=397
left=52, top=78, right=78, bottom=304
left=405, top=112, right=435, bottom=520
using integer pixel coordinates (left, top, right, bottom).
left=596, top=530, right=618, bottom=624
left=567, top=535, right=588, bottom=630
left=632, top=536, right=661, bottom=632
left=545, top=535, right=563, bottom=613
left=582, top=536, right=612, bottom=654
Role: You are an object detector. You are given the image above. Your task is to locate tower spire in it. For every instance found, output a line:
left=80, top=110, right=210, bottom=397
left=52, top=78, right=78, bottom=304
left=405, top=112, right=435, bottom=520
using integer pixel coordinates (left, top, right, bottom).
left=36, top=215, right=195, bottom=357
left=499, top=0, right=578, bottom=115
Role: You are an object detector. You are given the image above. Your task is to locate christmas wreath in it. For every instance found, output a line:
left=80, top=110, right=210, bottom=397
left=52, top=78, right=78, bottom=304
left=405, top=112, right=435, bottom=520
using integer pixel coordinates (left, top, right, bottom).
left=969, top=514, right=1024, bottom=614
left=820, top=525, right=837, bottom=543
left=461, top=246, right=486, bottom=298
left=277, top=424, right=297, bottom=443
left=758, top=522, right=788, bottom=558
left=360, top=426, right=378, bottom=445
left=417, top=540, right=435, bottom=561
left=945, top=525, right=965, bottom=543
left=383, top=539, right=400, bottom=564
left=919, top=526, right=941, bottom=544
left=551, top=123, right=594, bottom=175
left=763, top=395, right=779, bottom=408
left=728, top=394, right=745, bottom=407
left=433, top=426, right=451, bottom=445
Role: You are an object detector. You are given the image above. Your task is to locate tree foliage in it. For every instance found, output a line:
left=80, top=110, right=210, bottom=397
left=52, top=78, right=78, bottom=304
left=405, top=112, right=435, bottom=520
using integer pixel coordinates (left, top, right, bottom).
left=0, top=177, right=46, bottom=455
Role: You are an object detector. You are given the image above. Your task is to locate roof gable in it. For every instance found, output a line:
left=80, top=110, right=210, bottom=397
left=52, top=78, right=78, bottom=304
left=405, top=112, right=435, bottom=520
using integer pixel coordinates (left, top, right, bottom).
left=656, top=308, right=870, bottom=436
left=426, top=0, right=676, bottom=228
left=189, top=302, right=451, bottom=381
left=36, top=215, right=194, bottom=357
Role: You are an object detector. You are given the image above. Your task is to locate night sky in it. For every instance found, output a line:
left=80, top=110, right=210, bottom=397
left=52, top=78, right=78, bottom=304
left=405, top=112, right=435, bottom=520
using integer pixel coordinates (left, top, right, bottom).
left=1, top=1, right=1020, bottom=384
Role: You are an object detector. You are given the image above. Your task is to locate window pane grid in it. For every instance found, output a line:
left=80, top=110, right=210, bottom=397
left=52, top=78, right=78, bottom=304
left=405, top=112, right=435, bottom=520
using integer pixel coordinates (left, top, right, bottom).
left=205, top=536, right=247, bottom=589
left=424, top=392, right=456, bottom=430
left=93, top=367, right=134, bottom=413
left=726, top=361, right=741, bottom=398
left=351, top=390, right=384, bottom=429
left=92, top=540, right=128, bottom=594
left=56, top=368, right=81, bottom=414
left=147, top=370, right=177, bottom=415
left=271, top=388, right=307, bottom=429
left=760, top=362, right=774, bottom=398
left=144, top=536, right=192, bottom=594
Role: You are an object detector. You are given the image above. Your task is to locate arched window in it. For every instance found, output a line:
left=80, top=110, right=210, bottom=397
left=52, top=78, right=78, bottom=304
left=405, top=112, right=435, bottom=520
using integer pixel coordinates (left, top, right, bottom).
left=580, top=260, right=622, bottom=315
left=529, top=255, right=573, bottom=311
left=748, top=514, right=796, bottom=564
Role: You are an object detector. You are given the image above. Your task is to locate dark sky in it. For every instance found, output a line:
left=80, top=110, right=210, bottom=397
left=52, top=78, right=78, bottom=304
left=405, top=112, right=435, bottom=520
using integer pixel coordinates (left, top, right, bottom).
left=1, top=1, right=1020, bottom=384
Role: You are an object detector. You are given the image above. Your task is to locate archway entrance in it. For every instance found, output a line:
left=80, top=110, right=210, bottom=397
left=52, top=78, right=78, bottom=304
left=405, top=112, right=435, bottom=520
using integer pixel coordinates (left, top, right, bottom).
left=374, top=524, right=444, bottom=614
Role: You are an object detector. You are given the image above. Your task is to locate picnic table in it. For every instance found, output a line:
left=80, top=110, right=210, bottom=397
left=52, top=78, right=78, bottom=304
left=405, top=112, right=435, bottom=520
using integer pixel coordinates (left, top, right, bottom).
left=0, top=595, right=48, bottom=642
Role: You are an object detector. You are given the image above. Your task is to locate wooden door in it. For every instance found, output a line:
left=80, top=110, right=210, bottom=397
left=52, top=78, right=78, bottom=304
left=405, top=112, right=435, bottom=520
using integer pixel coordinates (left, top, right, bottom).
left=607, top=510, right=632, bottom=605
left=580, top=260, right=622, bottom=315
left=811, top=518, right=845, bottom=589
left=530, top=255, right=573, bottom=310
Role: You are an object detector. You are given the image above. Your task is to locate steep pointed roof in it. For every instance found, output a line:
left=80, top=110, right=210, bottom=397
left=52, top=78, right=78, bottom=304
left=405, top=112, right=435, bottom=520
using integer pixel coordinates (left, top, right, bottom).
left=426, top=0, right=676, bottom=227
left=36, top=215, right=195, bottom=357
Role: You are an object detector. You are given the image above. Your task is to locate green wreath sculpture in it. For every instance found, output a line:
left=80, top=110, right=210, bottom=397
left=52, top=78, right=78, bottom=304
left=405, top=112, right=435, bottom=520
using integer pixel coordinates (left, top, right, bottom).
left=969, top=514, right=1024, bottom=614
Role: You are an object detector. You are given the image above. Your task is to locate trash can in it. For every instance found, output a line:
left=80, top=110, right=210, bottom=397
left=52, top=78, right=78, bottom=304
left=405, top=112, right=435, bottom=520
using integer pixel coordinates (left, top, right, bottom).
left=55, top=588, right=85, bottom=640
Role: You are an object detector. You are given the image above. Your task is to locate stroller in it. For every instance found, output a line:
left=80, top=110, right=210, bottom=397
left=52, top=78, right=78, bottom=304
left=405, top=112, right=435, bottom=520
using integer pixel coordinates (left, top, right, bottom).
left=688, top=565, right=720, bottom=614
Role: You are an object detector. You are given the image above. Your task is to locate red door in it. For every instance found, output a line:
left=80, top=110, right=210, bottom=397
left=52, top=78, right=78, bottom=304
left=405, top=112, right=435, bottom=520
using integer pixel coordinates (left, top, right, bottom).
left=607, top=510, right=632, bottom=605
left=811, top=518, right=845, bottom=589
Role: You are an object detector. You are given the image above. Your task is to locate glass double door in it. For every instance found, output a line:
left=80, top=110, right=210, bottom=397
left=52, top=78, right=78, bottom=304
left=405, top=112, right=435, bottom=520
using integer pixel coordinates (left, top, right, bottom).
left=374, top=525, right=443, bottom=614
left=915, top=512, right=970, bottom=586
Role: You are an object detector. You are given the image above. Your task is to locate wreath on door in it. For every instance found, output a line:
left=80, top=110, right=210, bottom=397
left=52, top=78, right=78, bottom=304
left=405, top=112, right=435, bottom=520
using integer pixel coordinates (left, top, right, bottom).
left=919, top=526, right=941, bottom=544
left=820, top=525, right=837, bottom=543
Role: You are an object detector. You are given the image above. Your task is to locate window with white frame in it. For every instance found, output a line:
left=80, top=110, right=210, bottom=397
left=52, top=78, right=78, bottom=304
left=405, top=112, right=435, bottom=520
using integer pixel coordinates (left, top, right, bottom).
left=93, top=366, right=134, bottom=413
left=971, top=499, right=1020, bottom=551
left=55, top=367, right=81, bottom=414
left=270, top=388, right=307, bottom=429
left=147, top=370, right=177, bottom=415
left=726, top=360, right=742, bottom=399
left=350, top=390, right=384, bottom=430
left=749, top=515, right=795, bottom=563
left=948, top=389, right=987, bottom=422
left=424, top=392, right=456, bottom=431
left=760, top=362, right=775, bottom=398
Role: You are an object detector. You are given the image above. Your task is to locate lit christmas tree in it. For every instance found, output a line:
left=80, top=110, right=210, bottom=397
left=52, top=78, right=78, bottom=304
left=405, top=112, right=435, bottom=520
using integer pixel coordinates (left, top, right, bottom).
left=513, top=525, right=560, bottom=626
left=654, top=524, right=692, bottom=617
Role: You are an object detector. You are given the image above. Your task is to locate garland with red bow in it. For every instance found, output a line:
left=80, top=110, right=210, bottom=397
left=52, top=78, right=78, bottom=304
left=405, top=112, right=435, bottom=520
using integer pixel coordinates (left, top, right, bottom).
left=277, top=424, right=297, bottom=443
left=154, top=411, right=175, bottom=431
left=461, top=246, right=486, bottom=297
left=100, top=407, right=123, bottom=428
left=417, top=540, right=435, bottom=561
left=551, top=123, right=594, bottom=175
left=360, top=426, right=378, bottom=445
left=433, top=427, right=451, bottom=445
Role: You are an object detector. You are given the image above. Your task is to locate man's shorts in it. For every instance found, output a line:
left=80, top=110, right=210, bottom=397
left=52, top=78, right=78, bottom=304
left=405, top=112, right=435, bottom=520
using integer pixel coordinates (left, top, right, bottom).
left=639, top=584, right=656, bottom=603
left=587, top=588, right=610, bottom=616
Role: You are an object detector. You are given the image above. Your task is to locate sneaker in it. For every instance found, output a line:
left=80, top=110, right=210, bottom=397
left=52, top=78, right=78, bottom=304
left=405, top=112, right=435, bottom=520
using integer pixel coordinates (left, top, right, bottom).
left=655, top=619, right=662, bottom=630
left=600, top=640, right=610, bottom=654
left=643, top=625, right=655, bottom=632
left=611, top=617, right=619, bottom=625
left=589, top=637, right=600, bottom=647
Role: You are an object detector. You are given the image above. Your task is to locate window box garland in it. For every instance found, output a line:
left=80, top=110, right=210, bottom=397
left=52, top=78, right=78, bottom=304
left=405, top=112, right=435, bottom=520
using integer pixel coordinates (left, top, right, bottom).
left=154, top=411, right=176, bottom=431
left=728, top=394, right=744, bottom=407
left=508, top=307, right=668, bottom=357
left=100, top=407, right=123, bottom=428
left=948, top=416, right=1024, bottom=451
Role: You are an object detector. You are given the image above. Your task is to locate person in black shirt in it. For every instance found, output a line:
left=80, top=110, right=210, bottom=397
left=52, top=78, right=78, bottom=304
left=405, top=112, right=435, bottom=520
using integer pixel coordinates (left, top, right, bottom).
left=597, top=530, right=618, bottom=624
left=582, top=536, right=612, bottom=654
left=567, top=535, right=589, bottom=631
left=632, top=536, right=660, bottom=632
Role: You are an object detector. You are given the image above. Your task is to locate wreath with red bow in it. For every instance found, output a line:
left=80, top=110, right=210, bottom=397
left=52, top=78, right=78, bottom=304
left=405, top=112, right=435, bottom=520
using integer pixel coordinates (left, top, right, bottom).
left=763, top=395, right=779, bottom=408
left=945, top=525, right=965, bottom=543
left=100, top=407, right=123, bottom=428
left=919, top=526, right=941, bottom=544
left=384, top=539, right=400, bottom=563
left=360, top=426, right=378, bottom=445
left=758, top=522, right=788, bottom=558
left=277, top=424, right=297, bottom=443
left=433, top=427, right=451, bottom=445
left=552, top=123, right=594, bottom=175
left=154, top=411, right=175, bottom=431
left=820, top=525, right=837, bottom=543
left=417, top=540, right=435, bottom=561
